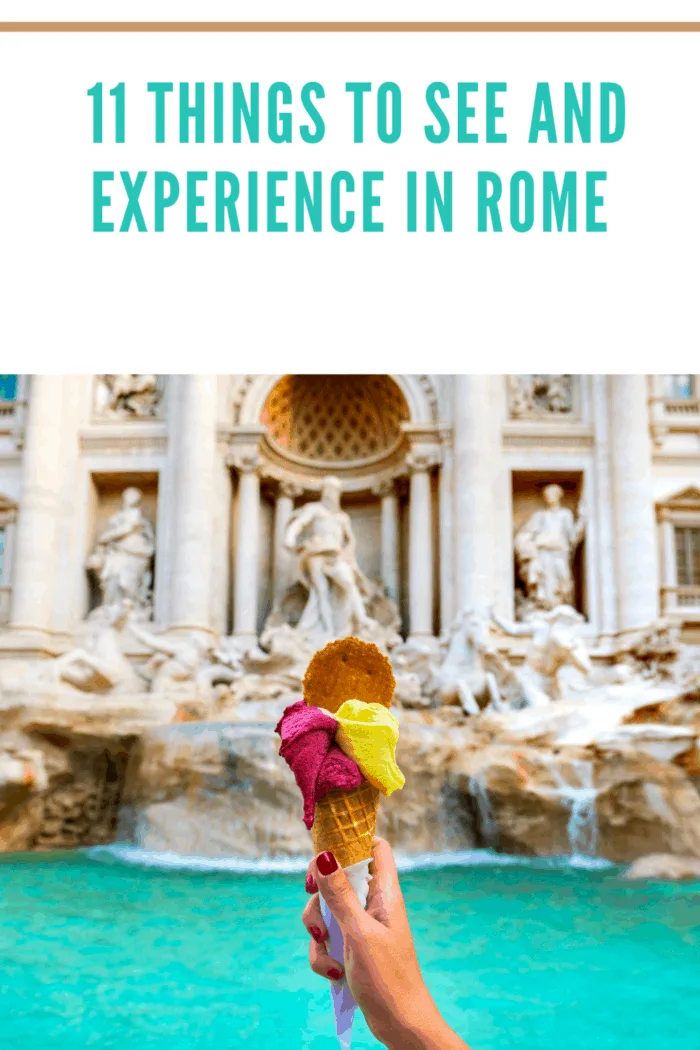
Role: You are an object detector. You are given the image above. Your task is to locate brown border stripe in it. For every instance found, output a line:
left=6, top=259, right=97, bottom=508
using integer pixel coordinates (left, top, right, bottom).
left=0, top=21, right=699, bottom=32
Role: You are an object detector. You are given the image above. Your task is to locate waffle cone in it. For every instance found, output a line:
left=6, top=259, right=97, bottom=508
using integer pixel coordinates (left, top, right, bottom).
left=311, top=780, right=380, bottom=868
left=305, top=638, right=395, bottom=868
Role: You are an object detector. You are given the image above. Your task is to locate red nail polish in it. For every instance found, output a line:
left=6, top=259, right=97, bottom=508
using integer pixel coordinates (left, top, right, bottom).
left=317, top=851, right=338, bottom=876
left=305, top=873, right=317, bottom=895
left=309, top=926, right=325, bottom=944
left=327, top=968, right=343, bottom=981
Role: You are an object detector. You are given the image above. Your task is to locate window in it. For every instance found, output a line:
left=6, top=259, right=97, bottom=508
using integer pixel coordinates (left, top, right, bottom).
left=675, top=526, right=700, bottom=586
left=665, top=375, right=695, bottom=400
left=0, top=375, right=17, bottom=401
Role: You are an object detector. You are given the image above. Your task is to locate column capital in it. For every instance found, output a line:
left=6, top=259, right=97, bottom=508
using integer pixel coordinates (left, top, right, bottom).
left=278, top=480, right=303, bottom=500
left=225, top=424, right=265, bottom=474
left=371, top=477, right=398, bottom=498
left=406, top=444, right=441, bottom=473
left=227, top=445, right=262, bottom=474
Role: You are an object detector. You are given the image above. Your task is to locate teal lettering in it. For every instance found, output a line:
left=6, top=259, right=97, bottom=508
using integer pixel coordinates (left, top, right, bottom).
left=478, top=172, right=502, bottom=232
left=529, top=83, right=557, bottom=142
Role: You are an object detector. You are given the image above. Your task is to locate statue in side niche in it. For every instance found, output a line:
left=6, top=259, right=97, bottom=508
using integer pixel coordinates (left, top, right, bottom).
left=514, top=483, right=585, bottom=619
left=86, top=487, right=155, bottom=621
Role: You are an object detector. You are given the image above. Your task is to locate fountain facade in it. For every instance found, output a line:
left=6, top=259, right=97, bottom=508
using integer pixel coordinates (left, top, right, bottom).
left=0, top=373, right=699, bottom=868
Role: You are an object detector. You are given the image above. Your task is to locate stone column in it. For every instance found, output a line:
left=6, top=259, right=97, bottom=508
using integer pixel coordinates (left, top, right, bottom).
left=452, top=375, right=496, bottom=613
left=10, top=375, right=66, bottom=633
left=438, top=430, right=455, bottom=631
left=609, top=375, right=659, bottom=632
left=373, top=479, right=400, bottom=605
left=658, top=510, right=677, bottom=614
left=232, top=448, right=262, bottom=643
left=168, top=375, right=218, bottom=635
left=273, top=480, right=301, bottom=607
left=406, top=446, right=438, bottom=639
left=592, top=375, right=618, bottom=636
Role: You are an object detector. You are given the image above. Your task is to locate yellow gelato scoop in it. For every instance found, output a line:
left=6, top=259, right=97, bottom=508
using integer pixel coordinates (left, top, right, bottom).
left=334, top=698, right=405, bottom=796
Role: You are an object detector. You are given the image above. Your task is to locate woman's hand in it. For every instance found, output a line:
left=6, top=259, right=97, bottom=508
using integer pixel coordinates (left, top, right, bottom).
left=302, top=838, right=469, bottom=1050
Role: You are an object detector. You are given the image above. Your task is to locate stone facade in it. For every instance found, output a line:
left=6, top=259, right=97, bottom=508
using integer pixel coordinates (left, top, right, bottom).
left=1, top=372, right=700, bottom=864
left=1, top=374, right=699, bottom=652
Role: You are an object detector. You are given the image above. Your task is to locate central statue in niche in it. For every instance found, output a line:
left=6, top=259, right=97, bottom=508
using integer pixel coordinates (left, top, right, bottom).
left=284, top=477, right=374, bottom=642
left=255, top=476, right=400, bottom=670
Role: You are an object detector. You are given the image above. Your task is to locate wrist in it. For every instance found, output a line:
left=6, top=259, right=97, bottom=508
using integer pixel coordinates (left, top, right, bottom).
left=381, top=1000, right=457, bottom=1050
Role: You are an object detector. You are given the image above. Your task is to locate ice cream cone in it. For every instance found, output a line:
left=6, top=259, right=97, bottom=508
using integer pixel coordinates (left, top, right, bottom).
left=300, top=639, right=399, bottom=1049
left=311, top=781, right=381, bottom=868
left=304, top=638, right=394, bottom=866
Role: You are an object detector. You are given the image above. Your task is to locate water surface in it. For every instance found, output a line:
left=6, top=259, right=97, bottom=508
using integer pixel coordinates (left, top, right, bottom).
left=0, top=850, right=698, bottom=1049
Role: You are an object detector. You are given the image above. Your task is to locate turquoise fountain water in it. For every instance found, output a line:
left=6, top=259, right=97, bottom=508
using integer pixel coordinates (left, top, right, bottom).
left=0, top=849, right=698, bottom=1049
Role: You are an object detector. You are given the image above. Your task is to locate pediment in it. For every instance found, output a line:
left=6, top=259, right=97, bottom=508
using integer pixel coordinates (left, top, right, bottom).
left=661, top=486, right=700, bottom=507
left=0, top=494, right=17, bottom=525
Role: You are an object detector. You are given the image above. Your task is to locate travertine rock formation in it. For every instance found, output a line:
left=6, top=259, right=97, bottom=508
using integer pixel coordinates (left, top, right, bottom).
left=623, top=853, right=700, bottom=881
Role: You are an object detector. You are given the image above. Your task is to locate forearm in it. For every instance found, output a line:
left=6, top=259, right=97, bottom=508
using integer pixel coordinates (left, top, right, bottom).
left=382, top=1009, right=470, bottom=1050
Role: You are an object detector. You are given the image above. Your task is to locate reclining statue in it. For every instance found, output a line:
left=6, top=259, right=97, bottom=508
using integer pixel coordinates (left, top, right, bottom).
left=491, top=604, right=591, bottom=707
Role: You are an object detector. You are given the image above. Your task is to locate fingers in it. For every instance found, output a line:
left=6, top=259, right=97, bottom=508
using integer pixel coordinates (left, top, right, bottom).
left=311, top=851, right=369, bottom=931
left=303, top=893, right=344, bottom=982
left=366, top=837, right=407, bottom=924
left=301, top=894, right=328, bottom=945
left=305, top=859, right=318, bottom=896
left=309, top=939, right=344, bottom=982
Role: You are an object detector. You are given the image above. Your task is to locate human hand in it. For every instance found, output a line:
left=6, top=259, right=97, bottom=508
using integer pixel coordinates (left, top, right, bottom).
left=302, top=838, right=470, bottom=1050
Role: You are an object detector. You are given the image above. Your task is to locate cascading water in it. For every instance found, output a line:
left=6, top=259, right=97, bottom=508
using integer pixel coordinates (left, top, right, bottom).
left=468, top=773, right=499, bottom=848
left=540, top=756, right=599, bottom=858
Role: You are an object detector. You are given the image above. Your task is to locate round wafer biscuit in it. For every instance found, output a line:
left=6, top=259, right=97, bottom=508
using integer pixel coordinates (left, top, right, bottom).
left=303, top=637, right=395, bottom=714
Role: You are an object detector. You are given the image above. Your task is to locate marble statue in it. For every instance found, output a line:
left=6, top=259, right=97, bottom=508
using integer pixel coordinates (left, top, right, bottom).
left=96, top=375, right=161, bottom=418
left=514, top=484, right=585, bottom=619
left=491, top=605, right=591, bottom=707
left=430, top=607, right=506, bottom=716
left=617, top=618, right=686, bottom=682
left=283, top=477, right=375, bottom=644
left=128, top=622, right=243, bottom=698
left=86, top=488, right=156, bottom=621
left=38, top=605, right=140, bottom=695
left=253, top=477, right=401, bottom=677
left=508, top=375, right=573, bottom=418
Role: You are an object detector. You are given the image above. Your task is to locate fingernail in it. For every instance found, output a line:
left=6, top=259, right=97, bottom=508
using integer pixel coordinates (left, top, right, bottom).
left=309, top=926, right=326, bottom=944
left=317, top=851, right=338, bottom=876
left=305, top=873, right=317, bottom=895
left=327, top=968, right=343, bottom=981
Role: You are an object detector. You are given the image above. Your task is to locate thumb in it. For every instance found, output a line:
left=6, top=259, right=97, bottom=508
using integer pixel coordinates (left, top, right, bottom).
left=313, top=852, right=367, bottom=929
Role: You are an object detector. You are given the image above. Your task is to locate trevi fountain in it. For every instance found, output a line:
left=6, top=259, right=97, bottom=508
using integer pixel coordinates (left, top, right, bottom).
left=0, top=373, right=699, bottom=882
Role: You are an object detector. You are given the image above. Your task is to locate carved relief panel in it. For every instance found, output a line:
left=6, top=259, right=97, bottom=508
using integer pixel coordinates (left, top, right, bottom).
left=94, top=375, right=164, bottom=419
left=507, top=375, right=575, bottom=419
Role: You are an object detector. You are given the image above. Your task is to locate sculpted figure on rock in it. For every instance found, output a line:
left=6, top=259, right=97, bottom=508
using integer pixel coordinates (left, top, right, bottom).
left=86, top=487, right=155, bottom=622
left=128, top=622, right=243, bottom=699
left=491, top=605, right=591, bottom=707
left=12, top=605, right=142, bottom=697
left=430, top=607, right=506, bottom=716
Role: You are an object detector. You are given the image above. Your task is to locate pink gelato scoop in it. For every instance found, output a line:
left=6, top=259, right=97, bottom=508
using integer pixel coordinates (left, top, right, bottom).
left=275, top=699, right=364, bottom=829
